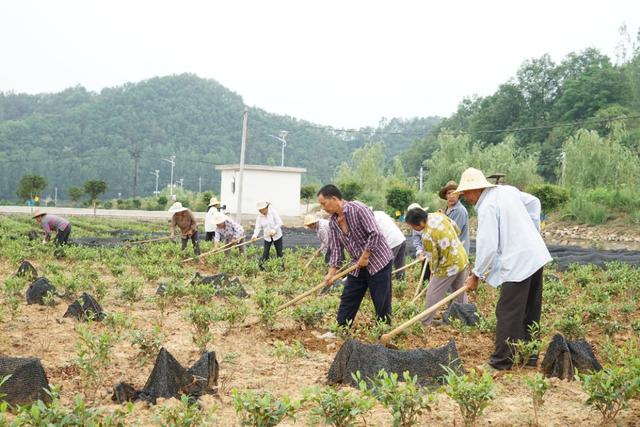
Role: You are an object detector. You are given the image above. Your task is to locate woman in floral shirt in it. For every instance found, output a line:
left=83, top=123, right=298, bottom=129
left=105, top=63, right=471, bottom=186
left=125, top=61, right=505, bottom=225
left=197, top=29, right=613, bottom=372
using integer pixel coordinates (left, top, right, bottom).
left=405, top=208, right=469, bottom=325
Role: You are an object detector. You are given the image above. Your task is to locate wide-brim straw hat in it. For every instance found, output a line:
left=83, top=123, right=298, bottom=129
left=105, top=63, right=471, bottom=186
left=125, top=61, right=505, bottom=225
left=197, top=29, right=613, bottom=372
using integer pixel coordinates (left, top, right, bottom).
left=208, top=197, right=220, bottom=207
left=439, top=181, right=459, bottom=200
left=32, top=210, right=46, bottom=219
left=168, top=201, right=188, bottom=214
left=454, top=168, right=496, bottom=194
left=407, top=203, right=427, bottom=212
left=212, top=212, right=228, bottom=225
left=303, top=214, right=319, bottom=227
left=256, top=201, right=270, bottom=210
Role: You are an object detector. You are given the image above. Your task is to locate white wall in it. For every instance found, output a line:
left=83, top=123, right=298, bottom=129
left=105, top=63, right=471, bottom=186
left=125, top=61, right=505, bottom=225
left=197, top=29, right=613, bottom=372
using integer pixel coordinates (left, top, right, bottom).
left=219, top=169, right=302, bottom=216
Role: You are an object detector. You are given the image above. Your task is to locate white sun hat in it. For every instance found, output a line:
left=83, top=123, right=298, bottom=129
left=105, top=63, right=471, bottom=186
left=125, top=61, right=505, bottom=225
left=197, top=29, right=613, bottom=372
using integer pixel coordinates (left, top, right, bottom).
left=303, top=214, right=319, bottom=227
left=208, top=197, right=220, bottom=207
left=168, top=201, right=188, bottom=214
left=256, top=201, right=270, bottom=210
left=32, top=209, right=46, bottom=218
left=454, top=167, right=496, bottom=194
left=212, top=212, right=228, bottom=225
left=407, top=203, right=427, bottom=212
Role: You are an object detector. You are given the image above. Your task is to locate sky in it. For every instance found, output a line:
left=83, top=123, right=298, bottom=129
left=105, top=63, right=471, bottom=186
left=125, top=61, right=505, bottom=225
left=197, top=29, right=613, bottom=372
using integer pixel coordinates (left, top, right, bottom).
left=1, top=0, right=639, bottom=129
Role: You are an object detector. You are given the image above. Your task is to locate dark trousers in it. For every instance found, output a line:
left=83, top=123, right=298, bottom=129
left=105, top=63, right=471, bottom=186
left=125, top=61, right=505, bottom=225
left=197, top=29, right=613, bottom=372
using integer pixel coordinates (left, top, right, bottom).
left=420, top=258, right=431, bottom=284
left=204, top=231, right=216, bottom=241
left=259, top=237, right=283, bottom=270
left=181, top=231, right=201, bottom=255
left=337, top=261, right=392, bottom=326
left=55, top=225, right=71, bottom=246
left=391, top=242, right=406, bottom=280
left=490, top=267, right=544, bottom=370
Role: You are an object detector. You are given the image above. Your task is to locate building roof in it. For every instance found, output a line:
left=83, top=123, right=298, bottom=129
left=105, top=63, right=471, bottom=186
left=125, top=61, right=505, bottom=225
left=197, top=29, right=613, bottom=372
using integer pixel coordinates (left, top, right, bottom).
left=215, top=164, right=307, bottom=173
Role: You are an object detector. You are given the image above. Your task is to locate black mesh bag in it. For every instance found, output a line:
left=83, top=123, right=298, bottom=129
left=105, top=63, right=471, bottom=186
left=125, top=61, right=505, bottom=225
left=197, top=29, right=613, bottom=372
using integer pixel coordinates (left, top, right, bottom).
left=190, top=272, right=248, bottom=298
left=16, top=260, right=37, bottom=280
left=541, top=334, right=602, bottom=380
left=443, top=302, right=481, bottom=326
left=111, top=382, right=139, bottom=404
left=0, top=357, right=51, bottom=406
left=328, top=339, right=463, bottom=387
left=63, top=293, right=106, bottom=321
left=25, top=277, right=56, bottom=305
left=187, top=351, right=219, bottom=392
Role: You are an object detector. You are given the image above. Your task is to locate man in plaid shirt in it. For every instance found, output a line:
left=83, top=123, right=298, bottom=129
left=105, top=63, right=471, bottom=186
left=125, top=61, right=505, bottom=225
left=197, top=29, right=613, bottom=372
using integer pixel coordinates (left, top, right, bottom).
left=317, top=184, right=393, bottom=327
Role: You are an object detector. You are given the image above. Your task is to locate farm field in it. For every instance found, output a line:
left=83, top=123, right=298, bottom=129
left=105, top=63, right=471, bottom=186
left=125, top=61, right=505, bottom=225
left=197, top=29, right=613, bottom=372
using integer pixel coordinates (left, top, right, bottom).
left=1, top=214, right=639, bottom=426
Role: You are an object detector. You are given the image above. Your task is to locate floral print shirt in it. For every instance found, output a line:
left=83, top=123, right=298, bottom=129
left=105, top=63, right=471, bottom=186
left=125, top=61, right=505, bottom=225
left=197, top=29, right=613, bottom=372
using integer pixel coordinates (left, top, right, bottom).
left=421, top=212, right=468, bottom=278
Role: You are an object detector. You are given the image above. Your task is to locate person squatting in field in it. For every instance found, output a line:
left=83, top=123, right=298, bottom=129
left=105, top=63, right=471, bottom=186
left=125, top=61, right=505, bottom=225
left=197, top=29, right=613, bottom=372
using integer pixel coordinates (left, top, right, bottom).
left=32, top=210, right=71, bottom=246
left=317, top=184, right=393, bottom=327
left=168, top=202, right=201, bottom=255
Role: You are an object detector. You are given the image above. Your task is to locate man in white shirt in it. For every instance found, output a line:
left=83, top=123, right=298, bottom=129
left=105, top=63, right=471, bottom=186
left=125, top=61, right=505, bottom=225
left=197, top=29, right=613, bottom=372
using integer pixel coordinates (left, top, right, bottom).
left=251, top=201, right=284, bottom=270
left=455, top=168, right=552, bottom=371
left=373, top=210, right=407, bottom=280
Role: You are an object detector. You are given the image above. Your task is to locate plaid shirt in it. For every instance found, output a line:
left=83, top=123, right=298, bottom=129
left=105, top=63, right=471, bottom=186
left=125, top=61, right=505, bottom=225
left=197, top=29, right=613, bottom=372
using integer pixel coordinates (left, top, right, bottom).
left=214, top=220, right=245, bottom=243
left=41, top=214, right=69, bottom=237
left=328, top=201, right=392, bottom=277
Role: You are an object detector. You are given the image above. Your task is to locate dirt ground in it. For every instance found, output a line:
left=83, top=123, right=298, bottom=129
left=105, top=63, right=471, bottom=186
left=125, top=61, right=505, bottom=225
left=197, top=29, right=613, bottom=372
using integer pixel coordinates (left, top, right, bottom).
left=1, top=216, right=640, bottom=426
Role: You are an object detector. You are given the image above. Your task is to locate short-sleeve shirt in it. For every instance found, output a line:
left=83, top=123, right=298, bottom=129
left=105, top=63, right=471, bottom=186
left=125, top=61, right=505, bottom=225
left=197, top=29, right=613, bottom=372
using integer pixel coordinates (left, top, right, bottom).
left=421, top=212, right=468, bottom=278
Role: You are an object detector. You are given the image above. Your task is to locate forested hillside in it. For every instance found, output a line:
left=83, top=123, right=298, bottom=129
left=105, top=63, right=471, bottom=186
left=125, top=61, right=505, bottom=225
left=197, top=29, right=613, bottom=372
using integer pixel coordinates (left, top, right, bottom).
left=0, top=74, right=440, bottom=200
left=401, top=44, right=640, bottom=181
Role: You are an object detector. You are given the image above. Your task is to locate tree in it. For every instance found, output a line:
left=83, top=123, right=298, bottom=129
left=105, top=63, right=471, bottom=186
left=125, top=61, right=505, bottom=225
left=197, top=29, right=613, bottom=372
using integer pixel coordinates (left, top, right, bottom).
left=83, top=179, right=108, bottom=216
left=68, top=187, right=84, bottom=205
left=340, top=181, right=364, bottom=201
left=16, top=174, right=47, bottom=202
left=300, top=184, right=317, bottom=213
left=386, top=185, right=415, bottom=214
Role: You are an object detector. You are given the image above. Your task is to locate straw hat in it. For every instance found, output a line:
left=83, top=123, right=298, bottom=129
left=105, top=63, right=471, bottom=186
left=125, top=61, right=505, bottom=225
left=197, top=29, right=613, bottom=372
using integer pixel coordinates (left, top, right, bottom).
left=303, top=214, right=319, bottom=227
left=212, top=212, right=228, bottom=225
left=439, top=181, right=459, bottom=200
left=454, top=168, right=496, bottom=194
left=32, top=210, right=46, bottom=219
left=256, top=201, right=270, bottom=210
left=168, top=202, right=188, bottom=214
left=407, top=203, right=427, bottom=212
left=208, top=197, right=220, bottom=207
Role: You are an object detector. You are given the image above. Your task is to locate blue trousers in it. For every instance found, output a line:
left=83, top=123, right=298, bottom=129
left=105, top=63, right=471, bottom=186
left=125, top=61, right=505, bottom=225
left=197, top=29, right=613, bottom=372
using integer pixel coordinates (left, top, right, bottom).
left=337, top=261, right=392, bottom=326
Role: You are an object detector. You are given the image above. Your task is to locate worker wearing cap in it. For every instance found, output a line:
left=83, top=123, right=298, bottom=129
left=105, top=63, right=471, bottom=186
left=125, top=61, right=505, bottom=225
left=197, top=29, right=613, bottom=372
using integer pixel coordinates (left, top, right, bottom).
left=204, top=196, right=223, bottom=241
left=439, top=181, right=470, bottom=254
left=456, top=167, right=552, bottom=371
left=251, top=201, right=284, bottom=270
left=32, top=210, right=71, bottom=246
left=168, top=202, right=200, bottom=255
left=405, top=207, right=469, bottom=325
left=212, top=212, right=246, bottom=255
left=373, top=210, right=407, bottom=280
left=407, top=203, right=431, bottom=283
left=303, top=214, right=332, bottom=263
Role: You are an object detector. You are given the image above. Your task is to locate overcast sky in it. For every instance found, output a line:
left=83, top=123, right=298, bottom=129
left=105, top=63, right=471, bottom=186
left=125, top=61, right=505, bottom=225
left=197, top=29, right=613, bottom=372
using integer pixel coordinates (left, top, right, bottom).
left=1, top=1, right=638, bottom=128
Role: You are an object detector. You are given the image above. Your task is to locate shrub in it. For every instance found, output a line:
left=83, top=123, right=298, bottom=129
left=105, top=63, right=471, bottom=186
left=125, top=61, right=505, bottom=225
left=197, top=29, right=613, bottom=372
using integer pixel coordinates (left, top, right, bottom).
left=510, top=322, right=546, bottom=368
left=232, top=389, right=299, bottom=427
left=305, top=385, right=374, bottom=427
left=129, top=325, right=165, bottom=365
left=254, top=287, right=280, bottom=329
left=386, top=185, right=415, bottom=213
left=356, top=370, right=435, bottom=427
left=75, top=324, right=115, bottom=390
left=119, top=277, right=143, bottom=303
left=578, top=366, right=639, bottom=422
left=525, top=183, right=569, bottom=212
left=442, top=366, right=495, bottom=427
left=562, top=195, right=610, bottom=225
left=156, top=394, right=216, bottom=426
left=524, top=373, right=549, bottom=426
left=554, top=313, right=586, bottom=339
left=185, top=304, right=215, bottom=352
left=339, top=181, right=364, bottom=201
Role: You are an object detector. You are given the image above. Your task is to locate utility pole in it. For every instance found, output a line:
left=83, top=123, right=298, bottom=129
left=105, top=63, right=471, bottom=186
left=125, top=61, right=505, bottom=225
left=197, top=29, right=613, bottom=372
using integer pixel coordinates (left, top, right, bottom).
left=419, top=166, right=423, bottom=192
left=151, top=170, right=160, bottom=196
left=178, top=178, right=184, bottom=189
left=198, top=176, right=202, bottom=193
left=54, top=187, right=58, bottom=206
left=162, top=155, right=176, bottom=200
left=269, top=130, right=288, bottom=167
left=130, top=147, right=142, bottom=198
left=236, top=108, right=248, bottom=222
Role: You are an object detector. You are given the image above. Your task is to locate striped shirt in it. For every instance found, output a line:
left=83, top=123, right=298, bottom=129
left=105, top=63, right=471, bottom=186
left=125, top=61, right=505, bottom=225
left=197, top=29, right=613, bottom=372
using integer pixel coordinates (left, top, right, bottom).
left=328, top=201, right=393, bottom=277
left=41, top=214, right=69, bottom=237
left=316, top=219, right=330, bottom=254
left=214, top=220, right=245, bottom=244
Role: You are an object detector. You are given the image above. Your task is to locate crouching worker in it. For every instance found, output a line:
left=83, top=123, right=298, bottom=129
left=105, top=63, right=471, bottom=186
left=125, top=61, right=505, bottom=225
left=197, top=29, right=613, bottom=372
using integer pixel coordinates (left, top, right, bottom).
left=405, top=207, right=469, bottom=326
left=33, top=210, right=71, bottom=246
left=212, top=212, right=246, bottom=255
left=318, top=184, right=393, bottom=328
left=168, top=202, right=200, bottom=255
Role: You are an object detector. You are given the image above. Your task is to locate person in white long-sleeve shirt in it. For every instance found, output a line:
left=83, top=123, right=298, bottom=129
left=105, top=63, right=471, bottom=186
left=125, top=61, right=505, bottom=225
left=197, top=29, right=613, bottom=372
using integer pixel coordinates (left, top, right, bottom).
left=251, top=201, right=284, bottom=270
left=455, top=168, right=552, bottom=371
left=373, top=210, right=407, bottom=280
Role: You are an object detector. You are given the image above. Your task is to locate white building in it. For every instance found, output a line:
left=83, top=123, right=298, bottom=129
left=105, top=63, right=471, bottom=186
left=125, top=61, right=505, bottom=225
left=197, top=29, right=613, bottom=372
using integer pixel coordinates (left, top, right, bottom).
left=216, top=164, right=307, bottom=217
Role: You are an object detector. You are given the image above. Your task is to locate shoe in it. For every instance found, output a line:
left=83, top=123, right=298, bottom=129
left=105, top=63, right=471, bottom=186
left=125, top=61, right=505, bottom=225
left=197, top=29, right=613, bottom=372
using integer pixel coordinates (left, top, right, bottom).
left=319, top=331, right=338, bottom=340
left=526, top=357, right=538, bottom=368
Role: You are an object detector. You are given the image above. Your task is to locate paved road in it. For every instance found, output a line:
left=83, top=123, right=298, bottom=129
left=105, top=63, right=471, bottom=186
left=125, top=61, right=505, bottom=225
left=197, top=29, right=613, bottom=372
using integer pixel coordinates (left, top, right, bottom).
left=0, top=205, right=303, bottom=226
